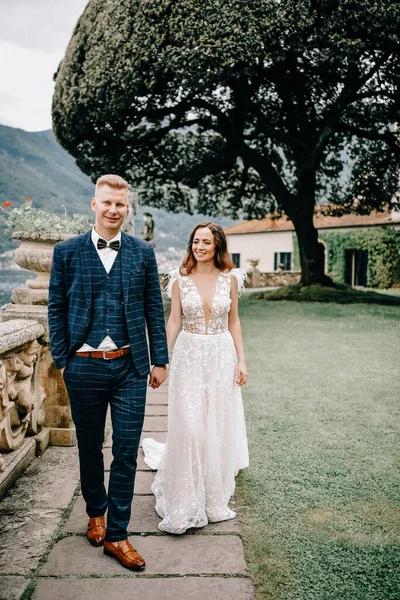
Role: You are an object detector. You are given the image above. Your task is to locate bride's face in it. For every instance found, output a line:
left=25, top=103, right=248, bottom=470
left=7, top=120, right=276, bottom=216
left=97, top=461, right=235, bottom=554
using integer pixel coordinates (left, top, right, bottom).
left=192, top=227, right=216, bottom=263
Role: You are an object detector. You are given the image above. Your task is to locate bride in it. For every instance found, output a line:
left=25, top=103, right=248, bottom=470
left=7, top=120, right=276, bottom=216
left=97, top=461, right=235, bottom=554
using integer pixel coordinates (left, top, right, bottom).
left=142, top=221, right=249, bottom=534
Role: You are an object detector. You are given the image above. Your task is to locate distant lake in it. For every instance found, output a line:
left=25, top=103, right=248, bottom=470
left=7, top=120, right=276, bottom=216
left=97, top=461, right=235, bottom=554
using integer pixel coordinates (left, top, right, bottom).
left=0, top=269, right=31, bottom=306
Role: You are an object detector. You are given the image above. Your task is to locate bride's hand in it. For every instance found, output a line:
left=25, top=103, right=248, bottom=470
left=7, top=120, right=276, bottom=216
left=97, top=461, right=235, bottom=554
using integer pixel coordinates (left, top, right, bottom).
left=236, top=361, right=248, bottom=386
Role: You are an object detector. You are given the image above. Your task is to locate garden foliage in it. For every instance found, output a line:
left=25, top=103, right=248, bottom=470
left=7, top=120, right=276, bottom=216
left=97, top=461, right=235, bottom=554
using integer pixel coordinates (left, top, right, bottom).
left=53, top=0, right=400, bottom=284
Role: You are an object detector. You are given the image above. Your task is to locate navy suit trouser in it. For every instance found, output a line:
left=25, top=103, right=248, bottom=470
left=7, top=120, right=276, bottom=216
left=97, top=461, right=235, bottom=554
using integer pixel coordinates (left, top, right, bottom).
left=63, top=353, right=147, bottom=542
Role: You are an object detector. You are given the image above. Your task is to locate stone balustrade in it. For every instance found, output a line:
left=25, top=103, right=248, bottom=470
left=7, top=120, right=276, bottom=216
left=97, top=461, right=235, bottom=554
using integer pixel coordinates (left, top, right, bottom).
left=0, top=233, right=76, bottom=495
left=258, top=271, right=301, bottom=287
left=0, top=318, right=75, bottom=494
left=0, top=320, right=46, bottom=469
left=244, top=265, right=301, bottom=288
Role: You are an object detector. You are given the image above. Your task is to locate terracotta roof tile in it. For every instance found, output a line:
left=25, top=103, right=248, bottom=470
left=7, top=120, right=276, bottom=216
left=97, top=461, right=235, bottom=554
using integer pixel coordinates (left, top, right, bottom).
left=224, top=211, right=400, bottom=234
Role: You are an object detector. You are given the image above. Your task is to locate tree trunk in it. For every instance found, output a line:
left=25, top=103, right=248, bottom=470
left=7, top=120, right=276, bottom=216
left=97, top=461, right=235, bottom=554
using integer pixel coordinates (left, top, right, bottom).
left=287, top=179, right=334, bottom=286
left=258, top=164, right=334, bottom=285
left=291, top=213, right=333, bottom=286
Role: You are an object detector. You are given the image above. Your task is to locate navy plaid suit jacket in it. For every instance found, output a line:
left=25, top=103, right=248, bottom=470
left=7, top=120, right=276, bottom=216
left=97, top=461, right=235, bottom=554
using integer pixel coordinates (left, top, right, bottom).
left=48, top=230, right=168, bottom=375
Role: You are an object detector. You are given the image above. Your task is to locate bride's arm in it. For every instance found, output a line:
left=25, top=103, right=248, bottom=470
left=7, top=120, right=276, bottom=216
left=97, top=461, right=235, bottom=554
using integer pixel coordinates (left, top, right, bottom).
left=228, top=276, right=248, bottom=386
left=166, top=280, right=182, bottom=353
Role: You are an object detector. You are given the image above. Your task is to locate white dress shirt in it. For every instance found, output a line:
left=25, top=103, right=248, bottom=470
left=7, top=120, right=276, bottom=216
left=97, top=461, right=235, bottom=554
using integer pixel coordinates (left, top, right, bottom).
left=76, top=228, right=128, bottom=352
left=91, top=226, right=121, bottom=274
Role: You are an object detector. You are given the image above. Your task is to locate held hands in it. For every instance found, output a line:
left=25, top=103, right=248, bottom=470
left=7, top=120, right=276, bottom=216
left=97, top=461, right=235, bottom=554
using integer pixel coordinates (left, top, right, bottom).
left=236, top=361, right=248, bottom=386
left=149, top=365, right=168, bottom=389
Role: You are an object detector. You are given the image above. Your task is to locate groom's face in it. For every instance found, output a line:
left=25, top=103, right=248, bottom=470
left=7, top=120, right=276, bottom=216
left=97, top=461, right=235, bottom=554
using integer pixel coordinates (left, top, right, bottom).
left=91, top=184, right=129, bottom=239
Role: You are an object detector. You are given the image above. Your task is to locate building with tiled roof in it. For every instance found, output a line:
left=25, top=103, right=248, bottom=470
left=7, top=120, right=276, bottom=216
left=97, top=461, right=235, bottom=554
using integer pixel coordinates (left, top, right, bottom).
left=225, top=210, right=400, bottom=287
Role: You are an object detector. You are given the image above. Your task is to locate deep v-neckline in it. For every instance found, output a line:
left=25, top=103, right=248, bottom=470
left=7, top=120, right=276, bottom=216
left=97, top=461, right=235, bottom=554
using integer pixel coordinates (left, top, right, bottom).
left=187, top=273, right=222, bottom=333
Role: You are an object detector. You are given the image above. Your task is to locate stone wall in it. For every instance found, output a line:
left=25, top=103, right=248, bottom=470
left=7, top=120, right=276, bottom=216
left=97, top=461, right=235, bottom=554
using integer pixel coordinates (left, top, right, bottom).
left=258, top=271, right=301, bottom=287
left=160, top=270, right=302, bottom=289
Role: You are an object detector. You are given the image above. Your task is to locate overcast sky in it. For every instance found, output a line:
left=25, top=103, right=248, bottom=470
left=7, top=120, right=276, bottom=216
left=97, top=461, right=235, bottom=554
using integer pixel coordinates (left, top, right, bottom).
left=0, top=0, right=88, bottom=131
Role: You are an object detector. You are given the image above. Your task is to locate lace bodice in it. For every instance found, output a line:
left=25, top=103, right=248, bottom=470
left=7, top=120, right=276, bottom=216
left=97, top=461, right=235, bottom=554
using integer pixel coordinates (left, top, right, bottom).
left=166, top=268, right=246, bottom=335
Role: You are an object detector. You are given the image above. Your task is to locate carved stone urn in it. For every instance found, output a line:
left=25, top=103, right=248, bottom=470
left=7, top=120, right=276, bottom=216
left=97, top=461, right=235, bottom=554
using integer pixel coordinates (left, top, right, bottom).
left=10, top=232, right=71, bottom=306
left=248, top=258, right=260, bottom=269
left=247, top=258, right=261, bottom=288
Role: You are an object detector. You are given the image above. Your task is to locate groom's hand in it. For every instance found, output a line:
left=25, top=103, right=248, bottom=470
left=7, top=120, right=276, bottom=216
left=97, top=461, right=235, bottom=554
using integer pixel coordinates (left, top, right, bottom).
left=149, top=365, right=168, bottom=389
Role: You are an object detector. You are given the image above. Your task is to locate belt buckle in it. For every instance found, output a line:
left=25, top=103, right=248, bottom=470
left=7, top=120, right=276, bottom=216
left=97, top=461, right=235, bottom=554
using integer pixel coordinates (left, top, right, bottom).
left=102, top=351, right=112, bottom=360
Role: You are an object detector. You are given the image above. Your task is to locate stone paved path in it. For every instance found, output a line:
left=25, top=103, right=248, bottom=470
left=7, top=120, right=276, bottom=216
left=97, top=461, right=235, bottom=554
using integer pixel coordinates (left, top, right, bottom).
left=0, top=383, right=254, bottom=600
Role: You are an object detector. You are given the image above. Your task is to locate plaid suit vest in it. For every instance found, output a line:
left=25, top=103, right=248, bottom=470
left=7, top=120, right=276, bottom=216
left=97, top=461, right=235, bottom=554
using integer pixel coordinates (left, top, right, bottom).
left=85, top=245, right=130, bottom=349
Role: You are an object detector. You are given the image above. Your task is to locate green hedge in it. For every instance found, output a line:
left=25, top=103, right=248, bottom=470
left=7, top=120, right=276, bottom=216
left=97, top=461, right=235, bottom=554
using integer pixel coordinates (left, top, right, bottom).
left=291, top=227, right=400, bottom=289
left=320, top=227, right=400, bottom=289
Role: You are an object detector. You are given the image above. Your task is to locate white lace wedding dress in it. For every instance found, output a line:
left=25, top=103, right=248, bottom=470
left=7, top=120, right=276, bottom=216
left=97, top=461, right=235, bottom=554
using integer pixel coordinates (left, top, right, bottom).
left=142, top=268, right=249, bottom=534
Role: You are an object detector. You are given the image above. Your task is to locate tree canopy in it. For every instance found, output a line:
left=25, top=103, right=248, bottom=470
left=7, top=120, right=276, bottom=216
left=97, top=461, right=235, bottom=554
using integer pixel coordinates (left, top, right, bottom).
left=53, top=0, right=400, bottom=283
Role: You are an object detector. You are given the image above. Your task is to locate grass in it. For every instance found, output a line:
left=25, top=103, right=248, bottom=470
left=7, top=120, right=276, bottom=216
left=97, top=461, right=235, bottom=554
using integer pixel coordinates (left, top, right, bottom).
left=236, top=296, right=400, bottom=600
left=250, top=283, right=400, bottom=305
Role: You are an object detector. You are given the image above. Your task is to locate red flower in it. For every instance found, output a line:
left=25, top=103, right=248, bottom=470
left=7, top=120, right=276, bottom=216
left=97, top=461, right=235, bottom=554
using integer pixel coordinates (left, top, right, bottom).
left=3, top=201, right=12, bottom=208
left=21, top=195, right=31, bottom=201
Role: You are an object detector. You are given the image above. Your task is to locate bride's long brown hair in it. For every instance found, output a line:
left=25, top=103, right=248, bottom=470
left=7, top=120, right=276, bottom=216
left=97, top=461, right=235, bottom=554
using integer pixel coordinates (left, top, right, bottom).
left=180, top=222, right=235, bottom=276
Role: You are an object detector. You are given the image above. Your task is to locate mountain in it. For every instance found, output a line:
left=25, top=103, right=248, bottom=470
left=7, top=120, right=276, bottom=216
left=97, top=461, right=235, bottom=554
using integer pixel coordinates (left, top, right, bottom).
left=0, top=125, right=93, bottom=215
left=0, top=125, right=238, bottom=262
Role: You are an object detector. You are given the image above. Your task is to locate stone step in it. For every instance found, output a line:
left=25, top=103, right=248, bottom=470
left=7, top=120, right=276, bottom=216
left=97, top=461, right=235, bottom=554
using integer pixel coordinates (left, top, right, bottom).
left=64, top=494, right=239, bottom=535
left=0, top=439, right=36, bottom=499
left=134, top=470, right=154, bottom=494
left=33, top=577, right=254, bottom=600
left=145, top=404, right=168, bottom=416
left=0, top=446, right=80, bottom=577
left=146, top=386, right=169, bottom=405
left=0, top=576, right=30, bottom=600
left=40, top=535, right=247, bottom=576
left=146, top=394, right=168, bottom=405
left=0, top=508, right=63, bottom=576
left=143, top=416, right=168, bottom=432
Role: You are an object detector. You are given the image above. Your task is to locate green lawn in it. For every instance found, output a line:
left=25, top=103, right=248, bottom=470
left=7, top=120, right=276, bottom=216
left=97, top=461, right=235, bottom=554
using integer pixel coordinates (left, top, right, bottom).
left=236, top=297, right=400, bottom=600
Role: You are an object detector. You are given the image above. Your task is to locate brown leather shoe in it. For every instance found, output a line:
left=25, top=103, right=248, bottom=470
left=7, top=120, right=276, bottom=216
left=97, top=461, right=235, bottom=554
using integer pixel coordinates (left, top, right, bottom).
left=87, top=516, right=106, bottom=547
left=103, top=539, right=146, bottom=570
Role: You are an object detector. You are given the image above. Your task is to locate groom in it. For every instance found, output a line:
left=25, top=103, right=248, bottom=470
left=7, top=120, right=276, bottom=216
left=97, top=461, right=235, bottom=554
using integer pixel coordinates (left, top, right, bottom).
left=48, top=174, right=168, bottom=570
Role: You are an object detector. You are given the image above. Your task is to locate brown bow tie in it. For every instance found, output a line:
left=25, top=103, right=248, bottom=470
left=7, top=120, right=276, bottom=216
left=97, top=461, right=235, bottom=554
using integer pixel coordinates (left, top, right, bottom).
left=97, top=238, right=120, bottom=251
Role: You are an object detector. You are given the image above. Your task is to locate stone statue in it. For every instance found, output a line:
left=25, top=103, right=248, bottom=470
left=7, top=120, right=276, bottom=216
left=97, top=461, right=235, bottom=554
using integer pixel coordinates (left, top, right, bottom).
left=122, top=188, right=138, bottom=236
left=141, top=212, right=155, bottom=247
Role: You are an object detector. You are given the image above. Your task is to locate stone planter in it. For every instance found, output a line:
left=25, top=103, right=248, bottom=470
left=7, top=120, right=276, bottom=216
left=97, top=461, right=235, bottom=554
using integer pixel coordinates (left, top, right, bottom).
left=10, top=232, right=71, bottom=306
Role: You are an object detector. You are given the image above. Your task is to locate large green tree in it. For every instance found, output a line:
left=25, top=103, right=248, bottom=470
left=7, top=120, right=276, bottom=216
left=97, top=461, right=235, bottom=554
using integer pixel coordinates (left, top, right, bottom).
left=53, top=0, right=400, bottom=284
